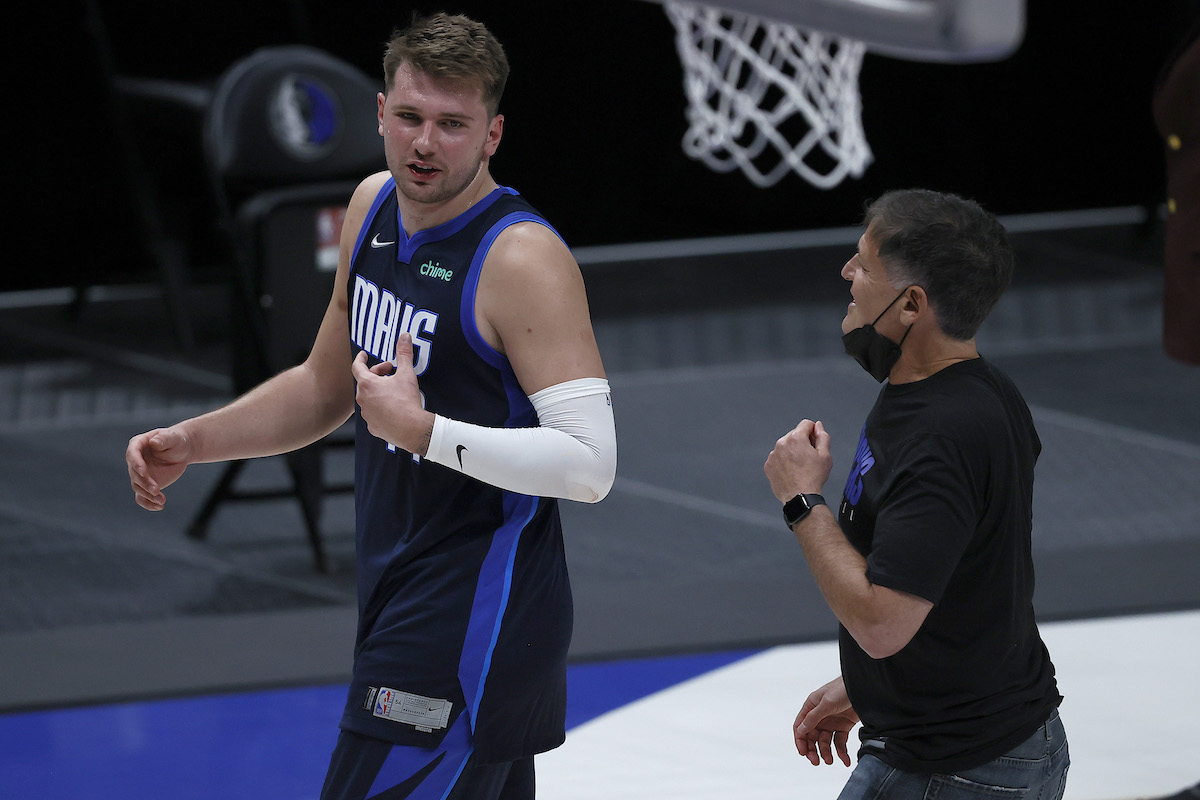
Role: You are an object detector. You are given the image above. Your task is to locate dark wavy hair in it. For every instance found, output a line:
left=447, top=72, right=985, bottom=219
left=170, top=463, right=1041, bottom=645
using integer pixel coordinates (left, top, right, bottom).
left=864, top=189, right=1014, bottom=340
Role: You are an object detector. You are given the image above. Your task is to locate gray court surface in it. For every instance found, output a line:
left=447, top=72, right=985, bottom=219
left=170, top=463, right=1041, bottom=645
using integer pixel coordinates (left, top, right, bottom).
left=1, top=217, right=1198, bottom=711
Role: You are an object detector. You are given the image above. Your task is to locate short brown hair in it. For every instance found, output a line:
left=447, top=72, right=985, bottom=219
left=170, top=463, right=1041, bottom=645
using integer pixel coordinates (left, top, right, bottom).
left=382, top=12, right=509, bottom=117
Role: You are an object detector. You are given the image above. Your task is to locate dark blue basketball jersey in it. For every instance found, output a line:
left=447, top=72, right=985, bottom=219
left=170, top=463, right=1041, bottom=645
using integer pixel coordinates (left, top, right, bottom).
left=340, top=177, right=572, bottom=762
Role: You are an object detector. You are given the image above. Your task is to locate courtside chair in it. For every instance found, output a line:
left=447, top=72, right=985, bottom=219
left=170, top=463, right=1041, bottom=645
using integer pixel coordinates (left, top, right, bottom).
left=191, top=45, right=385, bottom=571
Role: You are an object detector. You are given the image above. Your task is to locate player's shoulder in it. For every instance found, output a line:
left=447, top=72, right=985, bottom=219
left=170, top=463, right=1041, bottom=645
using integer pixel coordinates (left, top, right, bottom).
left=342, top=171, right=393, bottom=243
left=350, top=170, right=393, bottom=210
left=487, top=219, right=574, bottom=275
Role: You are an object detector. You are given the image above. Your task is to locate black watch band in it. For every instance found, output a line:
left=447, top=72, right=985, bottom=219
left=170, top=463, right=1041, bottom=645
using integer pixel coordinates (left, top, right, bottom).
left=783, top=493, right=826, bottom=529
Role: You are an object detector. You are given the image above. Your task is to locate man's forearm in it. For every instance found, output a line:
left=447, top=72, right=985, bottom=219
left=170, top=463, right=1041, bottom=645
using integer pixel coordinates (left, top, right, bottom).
left=792, top=507, right=875, bottom=628
left=182, top=363, right=354, bottom=464
left=791, top=507, right=925, bottom=659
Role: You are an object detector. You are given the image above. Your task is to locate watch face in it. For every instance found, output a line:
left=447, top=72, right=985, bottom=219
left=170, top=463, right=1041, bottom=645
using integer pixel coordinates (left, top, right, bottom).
left=784, top=494, right=825, bottom=527
left=783, top=494, right=811, bottom=526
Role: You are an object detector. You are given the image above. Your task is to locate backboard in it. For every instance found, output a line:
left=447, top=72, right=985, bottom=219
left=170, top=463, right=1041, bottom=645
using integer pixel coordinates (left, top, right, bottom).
left=638, top=0, right=1025, bottom=187
left=639, top=0, right=1026, bottom=62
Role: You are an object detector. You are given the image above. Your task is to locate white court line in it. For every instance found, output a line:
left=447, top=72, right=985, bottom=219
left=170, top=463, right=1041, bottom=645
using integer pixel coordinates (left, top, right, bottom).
left=609, top=354, right=856, bottom=388
left=613, top=476, right=780, bottom=529
left=0, top=498, right=354, bottom=606
left=0, top=402, right=223, bottom=435
left=1030, top=404, right=1200, bottom=461
left=0, top=318, right=231, bottom=391
left=538, top=610, right=1200, bottom=800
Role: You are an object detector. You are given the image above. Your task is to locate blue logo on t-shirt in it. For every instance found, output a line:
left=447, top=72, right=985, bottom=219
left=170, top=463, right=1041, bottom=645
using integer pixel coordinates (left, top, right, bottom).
left=843, top=425, right=875, bottom=506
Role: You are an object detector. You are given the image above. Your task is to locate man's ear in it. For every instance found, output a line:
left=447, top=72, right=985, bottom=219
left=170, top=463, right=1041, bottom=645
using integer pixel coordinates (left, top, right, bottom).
left=899, top=285, right=928, bottom=325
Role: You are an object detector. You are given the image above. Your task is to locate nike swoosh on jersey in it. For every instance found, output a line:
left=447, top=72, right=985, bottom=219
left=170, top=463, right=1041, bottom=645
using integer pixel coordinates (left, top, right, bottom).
left=371, top=233, right=396, bottom=248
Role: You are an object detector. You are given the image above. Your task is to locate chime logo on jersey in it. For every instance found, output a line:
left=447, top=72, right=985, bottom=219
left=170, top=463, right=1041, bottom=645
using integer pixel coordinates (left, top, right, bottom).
left=843, top=426, right=875, bottom=506
left=350, top=275, right=439, bottom=372
left=419, top=260, right=454, bottom=281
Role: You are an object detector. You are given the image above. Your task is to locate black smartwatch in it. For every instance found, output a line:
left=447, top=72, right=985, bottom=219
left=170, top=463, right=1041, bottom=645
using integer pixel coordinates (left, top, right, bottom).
left=782, top=493, right=826, bottom=529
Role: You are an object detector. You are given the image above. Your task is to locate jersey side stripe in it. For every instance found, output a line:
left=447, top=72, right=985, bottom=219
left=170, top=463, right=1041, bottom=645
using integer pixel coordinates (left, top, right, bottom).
left=458, top=492, right=538, bottom=727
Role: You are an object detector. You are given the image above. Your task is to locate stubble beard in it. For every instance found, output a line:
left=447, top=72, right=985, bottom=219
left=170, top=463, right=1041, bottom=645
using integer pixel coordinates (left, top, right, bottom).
left=393, top=152, right=486, bottom=207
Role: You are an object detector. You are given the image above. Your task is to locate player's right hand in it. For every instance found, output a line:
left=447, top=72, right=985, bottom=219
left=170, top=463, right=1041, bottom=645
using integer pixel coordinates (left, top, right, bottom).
left=126, top=427, right=192, bottom=511
left=764, top=418, right=834, bottom=503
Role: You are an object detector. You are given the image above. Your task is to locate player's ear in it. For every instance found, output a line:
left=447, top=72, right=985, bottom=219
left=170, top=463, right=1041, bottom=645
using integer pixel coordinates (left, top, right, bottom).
left=484, top=114, right=504, bottom=157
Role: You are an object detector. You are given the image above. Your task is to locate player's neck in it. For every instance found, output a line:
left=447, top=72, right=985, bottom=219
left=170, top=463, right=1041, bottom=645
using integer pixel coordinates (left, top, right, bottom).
left=398, top=168, right=499, bottom=235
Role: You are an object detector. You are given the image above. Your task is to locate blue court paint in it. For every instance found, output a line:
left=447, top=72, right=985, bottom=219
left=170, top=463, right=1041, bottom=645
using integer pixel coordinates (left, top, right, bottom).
left=565, top=649, right=760, bottom=729
left=0, top=685, right=345, bottom=800
left=0, top=650, right=758, bottom=799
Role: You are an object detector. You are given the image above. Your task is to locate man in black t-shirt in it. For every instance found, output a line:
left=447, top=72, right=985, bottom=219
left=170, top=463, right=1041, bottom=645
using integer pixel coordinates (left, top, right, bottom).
left=764, top=189, right=1068, bottom=799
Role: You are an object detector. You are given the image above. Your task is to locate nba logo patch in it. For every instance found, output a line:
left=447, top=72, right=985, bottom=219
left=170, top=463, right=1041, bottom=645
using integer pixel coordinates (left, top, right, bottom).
left=373, top=688, right=394, bottom=717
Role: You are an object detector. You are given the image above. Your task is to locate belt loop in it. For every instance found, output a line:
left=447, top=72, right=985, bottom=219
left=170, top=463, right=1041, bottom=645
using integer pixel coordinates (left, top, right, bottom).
left=1045, top=708, right=1059, bottom=743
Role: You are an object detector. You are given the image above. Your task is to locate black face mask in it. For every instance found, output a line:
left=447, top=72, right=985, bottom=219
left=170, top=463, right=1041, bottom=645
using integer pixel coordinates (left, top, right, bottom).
left=842, top=290, right=913, bottom=383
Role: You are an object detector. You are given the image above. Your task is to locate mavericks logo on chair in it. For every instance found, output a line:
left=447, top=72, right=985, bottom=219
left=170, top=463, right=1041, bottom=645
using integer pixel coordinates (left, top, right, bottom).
left=268, top=73, right=342, bottom=160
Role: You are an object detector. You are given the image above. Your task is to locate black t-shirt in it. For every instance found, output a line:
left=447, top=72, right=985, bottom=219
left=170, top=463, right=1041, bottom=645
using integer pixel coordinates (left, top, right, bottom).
left=838, top=357, right=1061, bottom=773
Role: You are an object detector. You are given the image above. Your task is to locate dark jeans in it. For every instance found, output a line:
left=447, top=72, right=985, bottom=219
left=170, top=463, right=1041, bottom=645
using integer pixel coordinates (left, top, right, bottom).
left=837, top=709, right=1069, bottom=800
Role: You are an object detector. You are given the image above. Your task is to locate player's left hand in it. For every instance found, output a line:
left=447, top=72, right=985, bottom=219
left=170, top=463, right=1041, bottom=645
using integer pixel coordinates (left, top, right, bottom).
left=352, top=333, right=435, bottom=455
left=764, top=419, right=833, bottom=503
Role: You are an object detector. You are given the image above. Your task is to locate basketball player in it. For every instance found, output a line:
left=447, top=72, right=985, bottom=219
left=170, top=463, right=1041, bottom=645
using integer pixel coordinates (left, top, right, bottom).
left=764, top=190, right=1068, bottom=799
left=126, top=13, right=615, bottom=799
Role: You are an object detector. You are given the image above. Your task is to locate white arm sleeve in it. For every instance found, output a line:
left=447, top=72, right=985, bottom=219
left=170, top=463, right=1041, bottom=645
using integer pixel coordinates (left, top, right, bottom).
left=424, top=377, right=616, bottom=503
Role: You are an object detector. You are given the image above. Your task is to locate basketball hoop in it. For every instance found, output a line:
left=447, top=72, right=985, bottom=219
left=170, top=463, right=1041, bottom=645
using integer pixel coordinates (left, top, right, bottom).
left=662, top=1, right=872, bottom=189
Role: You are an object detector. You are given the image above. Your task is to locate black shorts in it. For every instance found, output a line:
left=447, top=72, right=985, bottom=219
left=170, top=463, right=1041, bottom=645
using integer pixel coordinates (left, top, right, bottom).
left=320, top=713, right=535, bottom=800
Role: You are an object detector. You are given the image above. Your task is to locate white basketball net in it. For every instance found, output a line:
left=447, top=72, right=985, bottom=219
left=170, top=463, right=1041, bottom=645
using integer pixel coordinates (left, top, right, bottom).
left=663, top=1, right=873, bottom=189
